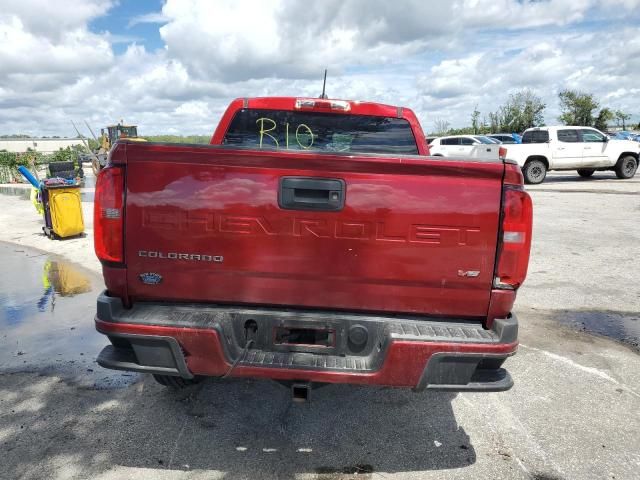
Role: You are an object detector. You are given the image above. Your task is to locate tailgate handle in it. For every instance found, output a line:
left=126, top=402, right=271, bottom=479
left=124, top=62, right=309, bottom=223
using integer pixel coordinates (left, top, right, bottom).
left=279, top=177, right=345, bottom=211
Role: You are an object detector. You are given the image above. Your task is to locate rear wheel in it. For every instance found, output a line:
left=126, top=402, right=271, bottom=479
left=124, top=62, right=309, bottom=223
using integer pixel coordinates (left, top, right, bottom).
left=522, top=159, right=547, bottom=184
left=152, top=374, right=204, bottom=389
left=615, top=155, right=638, bottom=179
left=577, top=168, right=595, bottom=178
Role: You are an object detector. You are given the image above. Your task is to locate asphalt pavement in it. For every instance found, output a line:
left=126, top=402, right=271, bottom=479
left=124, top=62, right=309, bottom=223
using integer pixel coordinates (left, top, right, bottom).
left=0, top=170, right=639, bottom=479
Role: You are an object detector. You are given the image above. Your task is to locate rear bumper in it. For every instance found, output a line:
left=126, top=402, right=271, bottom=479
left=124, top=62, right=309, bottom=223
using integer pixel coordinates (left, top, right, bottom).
left=95, top=291, right=518, bottom=392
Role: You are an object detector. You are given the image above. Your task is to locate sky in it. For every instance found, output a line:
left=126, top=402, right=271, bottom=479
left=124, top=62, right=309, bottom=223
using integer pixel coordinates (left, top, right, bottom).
left=1, top=0, right=639, bottom=137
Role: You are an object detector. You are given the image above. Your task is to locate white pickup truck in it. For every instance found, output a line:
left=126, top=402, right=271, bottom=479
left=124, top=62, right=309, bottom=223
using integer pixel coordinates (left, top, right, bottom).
left=504, top=126, right=639, bottom=184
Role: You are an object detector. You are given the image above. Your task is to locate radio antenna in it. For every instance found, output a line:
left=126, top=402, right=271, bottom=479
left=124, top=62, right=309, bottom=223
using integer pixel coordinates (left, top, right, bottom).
left=320, top=69, right=328, bottom=99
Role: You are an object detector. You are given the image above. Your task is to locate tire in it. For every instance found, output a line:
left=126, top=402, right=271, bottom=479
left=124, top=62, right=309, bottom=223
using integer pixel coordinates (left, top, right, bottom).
left=522, top=159, right=547, bottom=184
left=152, top=374, right=204, bottom=389
left=577, top=168, right=595, bottom=178
left=615, top=155, right=638, bottom=179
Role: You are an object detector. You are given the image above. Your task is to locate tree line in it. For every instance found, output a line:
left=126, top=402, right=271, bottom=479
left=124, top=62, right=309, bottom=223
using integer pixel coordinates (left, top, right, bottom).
left=432, top=89, right=638, bottom=136
left=0, top=145, right=85, bottom=168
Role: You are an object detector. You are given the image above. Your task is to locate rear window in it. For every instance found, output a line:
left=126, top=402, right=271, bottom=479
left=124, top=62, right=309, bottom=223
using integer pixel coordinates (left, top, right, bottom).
left=522, top=130, right=549, bottom=143
left=223, top=109, right=419, bottom=155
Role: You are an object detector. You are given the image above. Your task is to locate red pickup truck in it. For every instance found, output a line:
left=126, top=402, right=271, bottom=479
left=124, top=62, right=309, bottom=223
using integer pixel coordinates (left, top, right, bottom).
left=94, top=97, right=532, bottom=399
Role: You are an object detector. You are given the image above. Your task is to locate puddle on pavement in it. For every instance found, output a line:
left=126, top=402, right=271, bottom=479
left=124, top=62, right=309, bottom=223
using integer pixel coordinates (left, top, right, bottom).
left=0, top=242, right=137, bottom=388
left=556, top=310, right=640, bottom=351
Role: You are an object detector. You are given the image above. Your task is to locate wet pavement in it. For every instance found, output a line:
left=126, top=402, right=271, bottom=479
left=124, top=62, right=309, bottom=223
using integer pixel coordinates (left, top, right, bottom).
left=0, top=242, right=134, bottom=388
left=555, top=309, right=640, bottom=351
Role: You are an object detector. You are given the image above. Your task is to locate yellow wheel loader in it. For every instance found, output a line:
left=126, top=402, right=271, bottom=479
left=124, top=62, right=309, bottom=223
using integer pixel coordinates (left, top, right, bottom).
left=72, top=121, right=146, bottom=176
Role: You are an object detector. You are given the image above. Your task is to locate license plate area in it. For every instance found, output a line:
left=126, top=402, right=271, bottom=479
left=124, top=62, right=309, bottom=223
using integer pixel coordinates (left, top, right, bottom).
left=274, top=326, right=335, bottom=348
left=223, top=312, right=381, bottom=357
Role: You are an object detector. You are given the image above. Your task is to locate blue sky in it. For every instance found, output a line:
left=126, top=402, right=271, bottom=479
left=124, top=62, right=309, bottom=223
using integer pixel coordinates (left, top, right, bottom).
left=90, top=0, right=165, bottom=54
left=1, top=0, right=639, bottom=136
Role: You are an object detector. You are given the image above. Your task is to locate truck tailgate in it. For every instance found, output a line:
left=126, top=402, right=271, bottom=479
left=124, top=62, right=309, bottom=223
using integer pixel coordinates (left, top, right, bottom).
left=469, top=144, right=502, bottom=160
left=124, top=143, right=504, bottom=317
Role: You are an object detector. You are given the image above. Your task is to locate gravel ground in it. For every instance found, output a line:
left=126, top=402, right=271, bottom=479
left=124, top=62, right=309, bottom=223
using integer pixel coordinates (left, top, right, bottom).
left=0, top=170, right=639, bottom=480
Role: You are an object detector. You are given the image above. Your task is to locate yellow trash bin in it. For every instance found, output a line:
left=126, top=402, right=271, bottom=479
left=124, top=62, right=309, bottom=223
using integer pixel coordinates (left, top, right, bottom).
left=43, top=185, right=84, bottom=239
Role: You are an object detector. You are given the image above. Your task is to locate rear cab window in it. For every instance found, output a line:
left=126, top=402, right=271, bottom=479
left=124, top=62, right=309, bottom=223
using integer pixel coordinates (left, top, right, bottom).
left=223, top=109, right=419, bottom=155
left=522, top=130, right=550, bottom=143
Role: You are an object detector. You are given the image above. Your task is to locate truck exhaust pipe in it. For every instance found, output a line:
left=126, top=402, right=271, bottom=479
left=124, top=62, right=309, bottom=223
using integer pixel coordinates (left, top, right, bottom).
left=291, top=382, right=312, bottom=403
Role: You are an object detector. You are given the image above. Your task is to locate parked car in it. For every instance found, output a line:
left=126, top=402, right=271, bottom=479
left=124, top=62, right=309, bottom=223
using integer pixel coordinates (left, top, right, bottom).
left=478, top=136, right=502, bottom=144
left=92, top=96, right=531, bottom=397
left=611, top=131, right=640, bottom=143
left=505, top=126, right=639, bottom=184
left=429, top=135, right=505, bottom=160
left=488, top=133, right=521, bottom=144
left=612, top=131, right=635, bottom=141
left=425, top=136, right=439, bottom=145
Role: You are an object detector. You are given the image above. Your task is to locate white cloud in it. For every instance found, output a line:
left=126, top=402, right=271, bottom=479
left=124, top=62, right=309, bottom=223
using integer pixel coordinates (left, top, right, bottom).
left=127, top=12, right=169, bottom=28
left=415, top=26, right=640, bottom=131
left=0, top=0, right=113, bottom=40
left=460, top=0, right=594, bottom=29
left=0, top=0, right=114, bottom=78
left=157, top=0, right=460, bottom=82
left=0, top=0, right=639, bottom=137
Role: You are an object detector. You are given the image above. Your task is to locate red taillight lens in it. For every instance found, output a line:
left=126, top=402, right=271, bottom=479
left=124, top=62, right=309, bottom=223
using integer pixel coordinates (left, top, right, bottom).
left=495, top=185, right=532, bottom=289
left=499, top=146, right=507, bottom=160
left=94, top=166, right=124, bottom=264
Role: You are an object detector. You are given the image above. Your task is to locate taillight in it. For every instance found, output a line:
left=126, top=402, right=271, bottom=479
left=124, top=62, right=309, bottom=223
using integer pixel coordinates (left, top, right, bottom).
left=499, top=146, right=507, bottom=160
left=94, top=166, right=124, bottom=264
left=495, top=165, right=533, bottom=289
